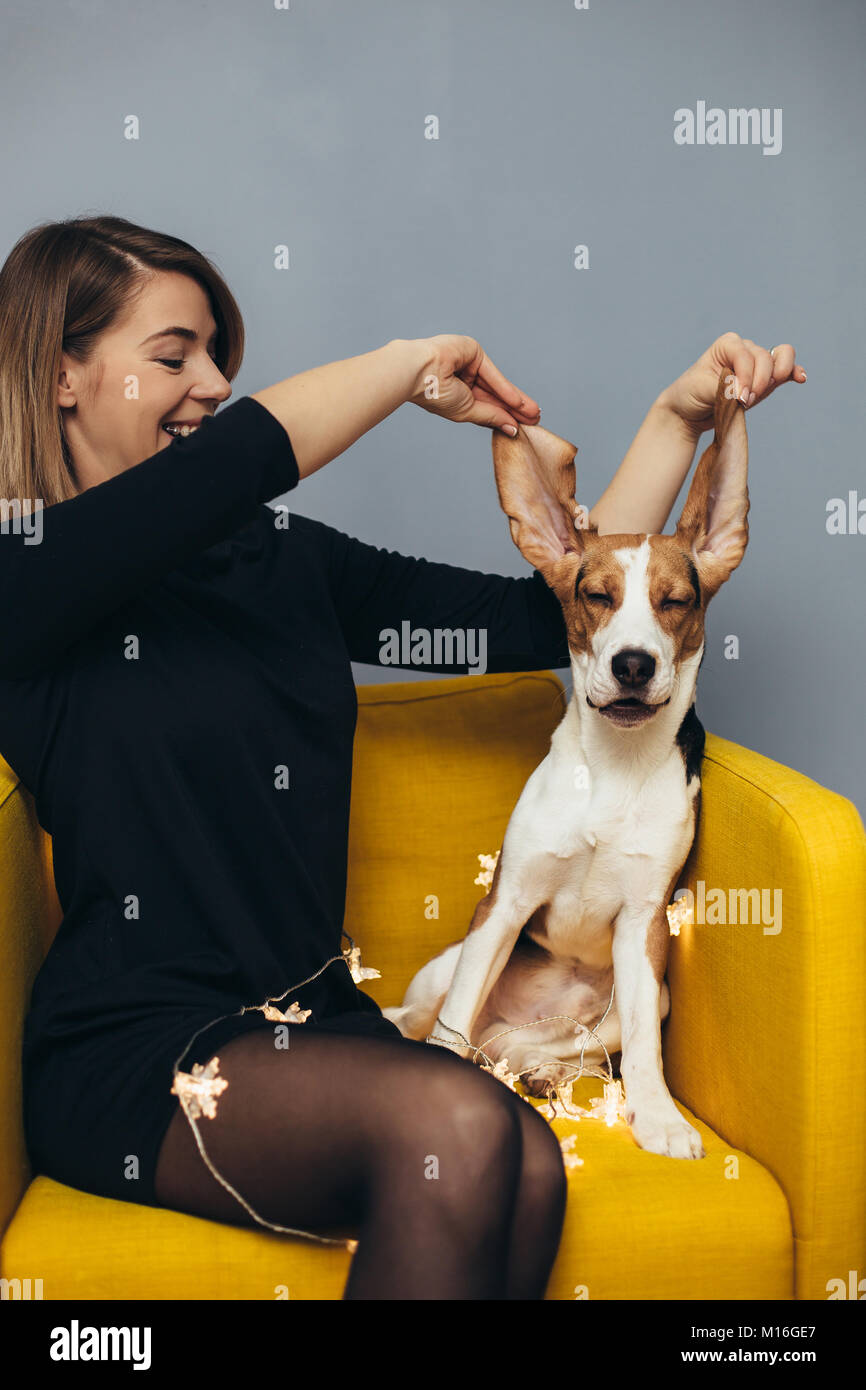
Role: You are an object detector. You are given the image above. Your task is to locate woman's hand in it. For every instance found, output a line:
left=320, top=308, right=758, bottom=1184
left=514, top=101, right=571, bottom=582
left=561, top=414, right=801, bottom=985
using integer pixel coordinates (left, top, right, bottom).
left=408, top=335, right=541, bottom=435
left=657, top=333, right=807, bottom=436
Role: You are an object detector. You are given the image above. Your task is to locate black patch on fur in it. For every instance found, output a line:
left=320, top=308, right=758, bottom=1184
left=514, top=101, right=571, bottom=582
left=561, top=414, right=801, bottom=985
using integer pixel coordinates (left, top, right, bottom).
left=678, top=550, right=701, bottom=607
left=676, top=704, right=705, bottom=784
left=574, top=563, right=586, bottom=598
left=686, top=557, right=702, bottom=607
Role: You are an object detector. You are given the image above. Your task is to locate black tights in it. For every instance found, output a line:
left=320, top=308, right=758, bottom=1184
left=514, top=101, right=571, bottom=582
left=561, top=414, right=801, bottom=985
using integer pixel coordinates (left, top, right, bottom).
left=153, top=1023, right=568, bottom=1300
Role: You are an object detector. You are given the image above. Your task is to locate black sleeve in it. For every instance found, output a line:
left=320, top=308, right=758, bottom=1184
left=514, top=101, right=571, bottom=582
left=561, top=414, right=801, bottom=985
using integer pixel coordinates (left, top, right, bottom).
left=321, top=518, right=570, bottom=673
left=0, top=396, right=299, bottom=678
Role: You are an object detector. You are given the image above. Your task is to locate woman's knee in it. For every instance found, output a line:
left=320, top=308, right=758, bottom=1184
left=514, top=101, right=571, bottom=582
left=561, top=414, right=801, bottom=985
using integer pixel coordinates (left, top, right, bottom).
left=367, top=1053, right=524, bottom=1195
left=371, top=1080, right=523, bottom=1251
left=513, top=1100, right=568, bottom=1209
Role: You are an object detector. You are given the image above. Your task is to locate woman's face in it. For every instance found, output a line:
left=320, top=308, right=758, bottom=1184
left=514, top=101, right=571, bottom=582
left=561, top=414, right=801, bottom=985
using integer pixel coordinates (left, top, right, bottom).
left=57, top=270, right=233, bottom=491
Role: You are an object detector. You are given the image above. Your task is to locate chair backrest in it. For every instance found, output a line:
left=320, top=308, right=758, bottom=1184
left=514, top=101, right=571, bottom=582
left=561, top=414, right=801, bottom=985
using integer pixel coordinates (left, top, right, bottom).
left=347, top=671, right=566, bottom=1009
left=0, top=669, right=565, bottom=1232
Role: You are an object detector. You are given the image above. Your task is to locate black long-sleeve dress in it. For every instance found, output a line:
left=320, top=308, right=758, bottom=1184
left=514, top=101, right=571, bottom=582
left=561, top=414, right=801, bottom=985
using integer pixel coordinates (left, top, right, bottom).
left=0, top=395, right=569, bottom=1213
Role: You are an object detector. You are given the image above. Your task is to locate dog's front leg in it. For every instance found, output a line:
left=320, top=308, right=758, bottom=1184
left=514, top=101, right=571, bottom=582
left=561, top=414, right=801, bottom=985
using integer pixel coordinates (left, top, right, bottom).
left=612, top=904, right=705, bottom=1159
left=429, top=878, right=531, bottom=1061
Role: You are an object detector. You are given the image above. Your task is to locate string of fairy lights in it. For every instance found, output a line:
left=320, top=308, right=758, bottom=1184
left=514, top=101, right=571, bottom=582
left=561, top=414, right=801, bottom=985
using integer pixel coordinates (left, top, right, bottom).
left=169, top=852, right=694, bottom=1252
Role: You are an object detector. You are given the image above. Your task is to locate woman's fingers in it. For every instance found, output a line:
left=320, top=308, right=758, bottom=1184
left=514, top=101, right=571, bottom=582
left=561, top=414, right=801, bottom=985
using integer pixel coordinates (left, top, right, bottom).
left=740, top=339, right=777, bottom=404
left=715, top=333, right=758, bottom=403
left=422, top=335, right=541, bottom=433
left=456, top=384, right=522, bottom=434
left=467, top=383, right=539, bottom=430
left=767, top=343, right=807, bottom=386
left=769, top=343, right=795, bottom=381
left=417, top=361, right=525, bottom=434
left=750, top=343, right=807, bottom=403
left=715, top=333, right=806, bottom=408
left=486, top=372, right=541, bottom=423
left=461, top=347, right=541, bottom=424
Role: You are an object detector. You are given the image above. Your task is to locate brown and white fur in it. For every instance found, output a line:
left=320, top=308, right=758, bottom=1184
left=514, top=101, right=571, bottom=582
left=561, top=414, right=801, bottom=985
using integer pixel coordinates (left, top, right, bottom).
left=383, top=371, right=749, bottom=1159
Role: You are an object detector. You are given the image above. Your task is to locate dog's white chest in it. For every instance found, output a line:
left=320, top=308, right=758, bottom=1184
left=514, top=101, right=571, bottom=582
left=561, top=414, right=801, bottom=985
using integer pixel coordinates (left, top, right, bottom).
left=507, top=734, right=694, bottom=959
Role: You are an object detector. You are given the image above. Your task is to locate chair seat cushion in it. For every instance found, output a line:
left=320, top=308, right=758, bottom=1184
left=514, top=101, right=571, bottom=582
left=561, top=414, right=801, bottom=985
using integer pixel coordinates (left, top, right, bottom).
left=1, top=1078, right=792, bottom=1300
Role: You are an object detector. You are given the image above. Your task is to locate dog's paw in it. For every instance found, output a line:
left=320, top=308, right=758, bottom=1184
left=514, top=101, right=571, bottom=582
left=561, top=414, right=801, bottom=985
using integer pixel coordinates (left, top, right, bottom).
left=628, top=1106, right=705, bottom=1159
left=515, top=1060, right=575, bottom=1099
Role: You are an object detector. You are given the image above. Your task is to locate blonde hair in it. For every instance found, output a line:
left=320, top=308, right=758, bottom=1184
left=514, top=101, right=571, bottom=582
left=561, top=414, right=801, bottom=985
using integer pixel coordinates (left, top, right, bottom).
left=0, top=213, right=245, bottom=508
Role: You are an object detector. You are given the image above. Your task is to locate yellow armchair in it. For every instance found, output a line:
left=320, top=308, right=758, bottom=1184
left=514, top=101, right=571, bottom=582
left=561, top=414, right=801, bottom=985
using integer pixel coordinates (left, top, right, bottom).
left=2, top=670, right=864, bottom=1300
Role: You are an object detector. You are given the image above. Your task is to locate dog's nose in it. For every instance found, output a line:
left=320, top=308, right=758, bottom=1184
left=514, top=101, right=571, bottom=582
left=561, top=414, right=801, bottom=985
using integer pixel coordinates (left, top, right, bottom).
left=611, top=648, right=656, bottom=688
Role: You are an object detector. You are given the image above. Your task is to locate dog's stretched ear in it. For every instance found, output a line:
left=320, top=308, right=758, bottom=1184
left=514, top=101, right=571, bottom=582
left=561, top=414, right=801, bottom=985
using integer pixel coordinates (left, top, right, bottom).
left=674, top=371, right=750, bottom=602
left=491, top=423, right=589, bottom=582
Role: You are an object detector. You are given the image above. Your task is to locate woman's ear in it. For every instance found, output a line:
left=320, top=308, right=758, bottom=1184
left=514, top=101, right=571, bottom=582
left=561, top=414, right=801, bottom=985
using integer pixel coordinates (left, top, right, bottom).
left=491, top=422, right=589, bottom=580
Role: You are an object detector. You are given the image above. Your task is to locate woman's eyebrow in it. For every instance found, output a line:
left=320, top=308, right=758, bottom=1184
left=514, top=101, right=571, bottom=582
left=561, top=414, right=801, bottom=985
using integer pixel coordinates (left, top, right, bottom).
left=139, top=325, right=218, bottom=348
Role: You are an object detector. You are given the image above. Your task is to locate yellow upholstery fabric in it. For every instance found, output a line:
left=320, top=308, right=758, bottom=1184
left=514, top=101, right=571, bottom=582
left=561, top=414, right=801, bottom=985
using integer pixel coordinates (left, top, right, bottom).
left=1, top=670, right=863, bottom=1300
left=664, top=730, right=866, bottom=1301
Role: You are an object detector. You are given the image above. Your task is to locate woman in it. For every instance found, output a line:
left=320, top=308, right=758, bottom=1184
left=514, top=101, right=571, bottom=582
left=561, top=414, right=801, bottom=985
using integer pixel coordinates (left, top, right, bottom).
left=0, top=214, right=804, bottom=1301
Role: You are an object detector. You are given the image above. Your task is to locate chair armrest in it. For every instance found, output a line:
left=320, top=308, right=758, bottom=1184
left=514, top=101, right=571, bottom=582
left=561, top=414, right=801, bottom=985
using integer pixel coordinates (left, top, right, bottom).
left=0, top=761, right=62, bottom=1238
left=663, top=730, right=866, bottom=1300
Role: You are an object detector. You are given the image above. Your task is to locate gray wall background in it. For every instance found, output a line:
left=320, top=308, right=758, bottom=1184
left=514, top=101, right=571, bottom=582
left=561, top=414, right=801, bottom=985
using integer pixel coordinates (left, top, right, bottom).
left=2, top=0, right=863, bottom=813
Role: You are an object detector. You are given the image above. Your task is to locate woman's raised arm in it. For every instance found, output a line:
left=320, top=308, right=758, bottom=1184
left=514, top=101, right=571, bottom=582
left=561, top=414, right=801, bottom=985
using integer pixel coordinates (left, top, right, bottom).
left=0, top=335, right=539, bottom=679
left=0, top=340, right=429, bottom=680
left=586, top=395, right=702, bottom=537
left=251, top=339, right=428, bottom=481
left=251, top=335, right=541, bottom=479
left=588, top=334, right=806, bottom=536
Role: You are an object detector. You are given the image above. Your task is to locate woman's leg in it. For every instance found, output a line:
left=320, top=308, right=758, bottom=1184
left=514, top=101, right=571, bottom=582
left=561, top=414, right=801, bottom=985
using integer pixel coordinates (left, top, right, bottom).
left=153, top=1026, right=566, bottom=1300
left=502, top=1093, right=569, bottom=1299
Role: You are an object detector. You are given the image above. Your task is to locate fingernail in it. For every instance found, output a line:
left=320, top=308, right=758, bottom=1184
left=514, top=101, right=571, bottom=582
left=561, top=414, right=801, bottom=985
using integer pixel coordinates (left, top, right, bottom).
left=748, top=391, right=756, bottom=407
left=801, top=371, right=807, bottom=380
left=739, top=388, right=750, bottom=405
left=503, top=424, right=518, bottom=436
